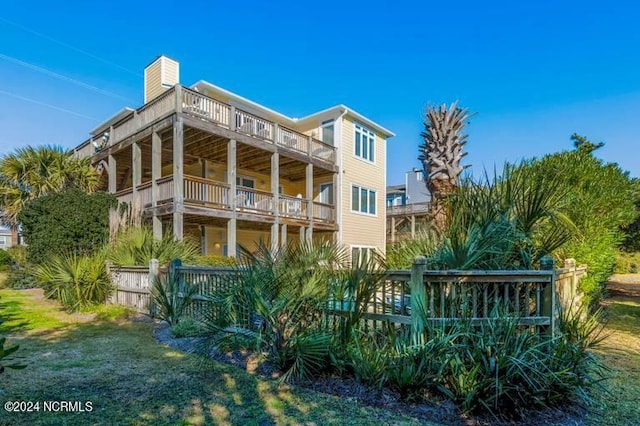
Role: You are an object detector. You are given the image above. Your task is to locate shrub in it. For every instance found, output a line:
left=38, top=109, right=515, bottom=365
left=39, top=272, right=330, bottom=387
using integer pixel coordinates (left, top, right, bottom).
left=0, top=250, right=11, bottom=271
left=108, top=226, right=199, bottom=266
left=4, top=267, right=38, bottom=289
left=203, top=240, right=385, bottom=383
left=35, top=252, right=113, bottom=312
left=171, top=317, right=204, bottom=338
left=18, top=190, right=116, bottom=264
left=150, top=273, right=198, bottom=325
left=4, top=247, right=38, bottom=289
left=614, top=251, right=640, bottom=274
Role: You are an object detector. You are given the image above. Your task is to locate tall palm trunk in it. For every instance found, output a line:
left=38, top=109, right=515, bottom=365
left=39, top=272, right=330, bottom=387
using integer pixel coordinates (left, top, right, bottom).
left=419, top=102, right=474, bottom=232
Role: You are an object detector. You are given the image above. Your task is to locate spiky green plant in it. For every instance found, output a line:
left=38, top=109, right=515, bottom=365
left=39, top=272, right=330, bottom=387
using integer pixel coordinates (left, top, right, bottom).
left=150, top=273, right=198, bottom=326
left=108, top=226, right=199, bottom=266
left=35, top=251, right=112, bottom=312
left=200, top=240, right=386, bottom=383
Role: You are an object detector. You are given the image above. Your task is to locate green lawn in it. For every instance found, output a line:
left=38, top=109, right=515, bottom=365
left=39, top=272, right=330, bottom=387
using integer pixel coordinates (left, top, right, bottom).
left=1, top=284, right=639, bottom=426
left=0, top=288, right=436, bottom=426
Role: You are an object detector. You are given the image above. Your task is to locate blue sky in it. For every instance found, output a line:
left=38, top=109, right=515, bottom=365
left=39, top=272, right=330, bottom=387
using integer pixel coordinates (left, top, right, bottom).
left=1, top=0, right=639, bottom=184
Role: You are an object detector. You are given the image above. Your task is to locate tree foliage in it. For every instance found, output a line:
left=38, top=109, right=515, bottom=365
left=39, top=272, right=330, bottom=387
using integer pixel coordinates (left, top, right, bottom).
left=515, top=139, right=638, bottom=305
left=18, top=189, right=116, bottom=264
left=0, top=145, right=99, bottom=227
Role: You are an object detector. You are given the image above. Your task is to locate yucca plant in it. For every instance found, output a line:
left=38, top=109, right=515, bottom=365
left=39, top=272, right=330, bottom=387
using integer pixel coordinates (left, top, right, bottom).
left=108, top=226, right=199, bottom=266
left=150, top=273, right=198, bottom=325
left=202, top=240, right=364, bottom=382
left=35, top=251, right=112, bottom=312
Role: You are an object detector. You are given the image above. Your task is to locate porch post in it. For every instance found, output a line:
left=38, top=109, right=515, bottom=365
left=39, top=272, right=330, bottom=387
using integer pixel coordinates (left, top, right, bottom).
left=306, top=163, right=313, bottom=244
left=271, top=152, right=280, bottom=253
left=280, top=223, right=287, bottom=248
left=172, top=116, right=184, bottom=240
left=132, top=141, right=141, bottom=209
left=151, top=130, right=162, bottom=239
left=391, top=216, right=396, bottom=243
left=227, top=136, right=237, bottom=258
left=108, top=154, right=117, bottom=194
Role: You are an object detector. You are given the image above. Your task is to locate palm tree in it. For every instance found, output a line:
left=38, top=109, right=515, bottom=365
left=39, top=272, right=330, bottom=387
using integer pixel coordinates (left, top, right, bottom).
left=0, top=145, right=99, bottom=227
left=419, top=102, right=474, bottom=231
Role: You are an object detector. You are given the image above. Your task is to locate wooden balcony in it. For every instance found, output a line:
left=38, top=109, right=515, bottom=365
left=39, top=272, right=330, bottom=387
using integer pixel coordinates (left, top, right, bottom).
left=122, top=175, right=336, bottom=228
left=386, top=202, right=430, bottom=216
left=85, top=86, right=337, bottom=166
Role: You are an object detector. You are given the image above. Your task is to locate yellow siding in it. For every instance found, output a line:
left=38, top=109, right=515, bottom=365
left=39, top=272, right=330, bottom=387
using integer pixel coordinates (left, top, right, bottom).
left=144, top=60, right=163, bottom=103
left=339, top=116, right=386, bottom=255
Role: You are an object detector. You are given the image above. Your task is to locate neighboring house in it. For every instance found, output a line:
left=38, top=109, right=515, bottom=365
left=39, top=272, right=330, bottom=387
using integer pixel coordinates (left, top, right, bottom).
left=0, top=227, right=18, bottom=250
left=75, top=56, right=394, bottom=260
left=386, top=169, right=431, bottom=243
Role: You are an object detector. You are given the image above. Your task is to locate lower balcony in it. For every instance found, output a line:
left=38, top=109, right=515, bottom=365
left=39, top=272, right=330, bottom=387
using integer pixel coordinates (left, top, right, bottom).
left=115, top=174, right=337, bottom=229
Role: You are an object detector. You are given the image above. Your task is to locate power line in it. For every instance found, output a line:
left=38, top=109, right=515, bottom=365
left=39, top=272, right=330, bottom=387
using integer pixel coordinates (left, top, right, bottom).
left=0, top=53, right=135, bottom=103
left=0, top=90, right=101, bottom=122
left=0, top=16, right=141, bottom=77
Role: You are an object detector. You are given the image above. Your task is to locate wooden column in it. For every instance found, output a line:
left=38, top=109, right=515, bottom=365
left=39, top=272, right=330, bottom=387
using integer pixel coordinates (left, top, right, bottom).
left=132, top=142, right=141, bottom=208
left=306, top=163, right=313, bottom=244
left=227, top=135, right=237, bottom=258
left=280, top=223, right=287, bottom=248
left=172, top=116, right=184, bottom=240
left=151, top=130, right=162, bottom=239
left=227, top=218, right=237, bottom=258
left=270, top=152, right=280, bottom=253
left=108, top=154, right=117, bottom=193
left=540, top=256, right=556, bottom=338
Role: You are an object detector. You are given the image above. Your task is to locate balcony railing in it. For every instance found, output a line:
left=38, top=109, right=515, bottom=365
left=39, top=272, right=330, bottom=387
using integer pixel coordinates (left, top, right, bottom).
left=115, top=175, right=336, bottom=225
left=279, top=195, right=308, bottom=219
left=184, top=175, right=230, bottom=207
left=313, top=201, right=336, bottom=223
left=387, top=202, right=431, bottom=216
left=98, top=86, right=337, bottom=166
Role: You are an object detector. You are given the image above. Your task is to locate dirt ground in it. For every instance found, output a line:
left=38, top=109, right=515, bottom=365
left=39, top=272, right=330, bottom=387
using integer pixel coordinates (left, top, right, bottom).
left=606, top=274, right=640, bottom=301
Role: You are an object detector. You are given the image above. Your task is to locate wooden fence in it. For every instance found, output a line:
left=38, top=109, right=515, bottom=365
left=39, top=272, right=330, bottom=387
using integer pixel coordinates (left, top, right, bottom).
left=107, top=257, right=586, bottom=337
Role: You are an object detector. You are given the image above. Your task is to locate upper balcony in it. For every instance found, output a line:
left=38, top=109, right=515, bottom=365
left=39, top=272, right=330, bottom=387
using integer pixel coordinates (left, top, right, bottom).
left=114, top=174, right=337, bottom=230
left=78, top=86, right=337, bottom=167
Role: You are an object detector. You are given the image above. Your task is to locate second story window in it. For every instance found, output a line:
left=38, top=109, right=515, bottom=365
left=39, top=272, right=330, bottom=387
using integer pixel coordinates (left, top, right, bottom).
left=352, top=184, right=376, bottom=215
left=354, top=124, right=375, bottom=162
left=321, top=120, right=335, bottom=145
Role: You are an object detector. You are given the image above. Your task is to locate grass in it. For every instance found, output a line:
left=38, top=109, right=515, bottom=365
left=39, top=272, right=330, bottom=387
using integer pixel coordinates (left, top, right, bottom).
left=0, top=288, right=435, bottom=426
left=584, top=298, right=640, bottom=425
left=2, top=281, right=640, bottom=425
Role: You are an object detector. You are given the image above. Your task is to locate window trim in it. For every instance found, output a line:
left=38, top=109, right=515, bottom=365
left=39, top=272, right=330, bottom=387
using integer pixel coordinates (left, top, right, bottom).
left=350, top=183, right=377, bottom=216
left=353, top=123, right=376, bottom=164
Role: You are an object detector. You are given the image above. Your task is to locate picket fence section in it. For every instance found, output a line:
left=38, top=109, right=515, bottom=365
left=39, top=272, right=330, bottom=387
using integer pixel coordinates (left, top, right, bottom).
left=107, top=257, right=586, bottom=337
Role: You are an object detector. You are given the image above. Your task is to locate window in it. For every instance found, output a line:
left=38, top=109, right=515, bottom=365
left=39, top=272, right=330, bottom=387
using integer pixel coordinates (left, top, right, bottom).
left=321, top=120, right=334, bottom=145
left=319, top=183, right=334, bottom=205
left=354, top=123, right=375, bottom=162
left=0, top=236, right=6, bottom=247
left=236, top=176, right=255, bottom=188
left=351, top=184, right=376, bottom=215
left=351, top=246, right=376, bottom=267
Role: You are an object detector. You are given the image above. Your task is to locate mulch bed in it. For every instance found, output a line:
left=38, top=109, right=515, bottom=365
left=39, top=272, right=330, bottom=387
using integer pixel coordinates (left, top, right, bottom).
left=153, top=322, right=585, bottom=426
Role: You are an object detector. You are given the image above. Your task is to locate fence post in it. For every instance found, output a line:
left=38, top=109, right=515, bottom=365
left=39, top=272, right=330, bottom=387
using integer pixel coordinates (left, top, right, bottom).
left=564, top=258, right=577, bottom=301
left=540, top=256, right=556, bottom=338
left=106, top=260, right=114, bottom=304
left=168, top=258, right=183, bottom=290
left=148, top=259, right=159, bottom=316
left=410, top=256, right=427, bottom=344
left=149, top=259, right=159, bottom=284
